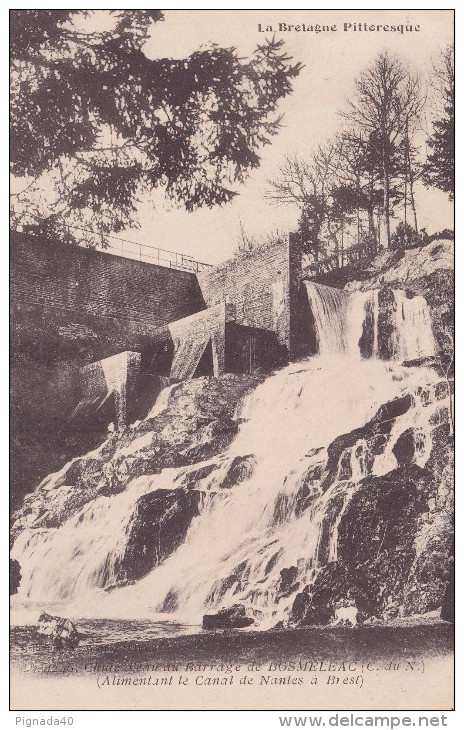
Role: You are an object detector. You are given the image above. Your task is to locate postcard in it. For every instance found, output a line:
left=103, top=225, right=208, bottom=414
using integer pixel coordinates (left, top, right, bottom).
left=10, top=8, right=454, bottom=711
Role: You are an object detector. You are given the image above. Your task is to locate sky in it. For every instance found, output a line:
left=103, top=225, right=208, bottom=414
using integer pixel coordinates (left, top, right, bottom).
left=125, top=8, right=454, bottom=266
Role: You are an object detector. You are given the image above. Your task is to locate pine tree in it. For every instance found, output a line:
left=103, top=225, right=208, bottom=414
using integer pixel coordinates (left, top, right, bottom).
left=10, top=10, right=302, bottom=243
left=423, top=46, right=454, bottom=200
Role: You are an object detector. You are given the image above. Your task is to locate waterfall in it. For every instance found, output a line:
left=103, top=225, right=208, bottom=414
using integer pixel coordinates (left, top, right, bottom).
left=390, top=290, right=436, bottom=361
left=304, top=282, right=352, bottom=356
left=11, top=285, right=444, bottom=628
left=304, top=282, right=436, bottom=361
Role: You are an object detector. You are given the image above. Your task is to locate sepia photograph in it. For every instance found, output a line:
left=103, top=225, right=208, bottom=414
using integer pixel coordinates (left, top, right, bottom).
left=9, top=8, right=454, bottom=713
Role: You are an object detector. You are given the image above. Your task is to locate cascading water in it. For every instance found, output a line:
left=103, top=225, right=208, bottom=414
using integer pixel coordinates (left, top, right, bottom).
left=304, top=282, right=436, bottom=361
left=304, top=282, right=352, bottom=355
left=11, top=284, right=445, bottom=629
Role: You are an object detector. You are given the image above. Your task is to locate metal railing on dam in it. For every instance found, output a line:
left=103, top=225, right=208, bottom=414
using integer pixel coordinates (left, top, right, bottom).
left=12, top=225, right=213, bottom=274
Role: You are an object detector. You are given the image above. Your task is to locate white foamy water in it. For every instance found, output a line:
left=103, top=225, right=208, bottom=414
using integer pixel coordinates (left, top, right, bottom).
left=304, top=282, right=436, bottom=361
left=11, top=285, right=444, bottom=628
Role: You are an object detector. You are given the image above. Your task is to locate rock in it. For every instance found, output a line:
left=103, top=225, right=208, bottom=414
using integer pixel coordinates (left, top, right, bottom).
left=176, top=462, right=218, bottom=489
left=294, top=476, right=322, bottom=517
left=344, top=240, right=453, bottom=296
left=374, top=395, right=413, bottom=423
left=37, top=612, right=80, bottom=649
left=404, top=356, right=439, bottom=369
left=202, top=604, right=254, bottom=630
left=382, top=599, right=400, bottom=621
left=289, top=563, right=349, bottom=627
left=117, top=488, right=201, bottom=584
left=289, top=434, right=453, bottom=630
left=359, top=296, right=375, bottom=358
left=319, top=396, right=411, bottom=493
left=377, top=288, right=397, bottom=360
left=290, top=585, right=313, bottom=625
left=435, top=381, right=449, bottom=401
left=159, top=589, right=179, bottom=612
left=221, top=455, right=255, bottom=489
left=441, top=557, right=454, bottom=623
left=276, top=566, right=300, bottom=600
left=12, top=374, right=260, bottom=536
left=10, top=559, right=21, bottom=595
left=205, top=561, right=250, bottom=605
left=305, top=447, right=325, bottom=458
left=332, top=604, right=360, bottom=627
left=429, top=406, right=450, bottom=428
left=392, top=428, right=416, bottom=466
left=180, top=416, right=238, bottom=462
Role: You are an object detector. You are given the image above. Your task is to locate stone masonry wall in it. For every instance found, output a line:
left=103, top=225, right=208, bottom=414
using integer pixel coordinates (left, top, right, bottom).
left=10, top=231, right=206, bottom=362
left=198, top=235, right=304, bottom=357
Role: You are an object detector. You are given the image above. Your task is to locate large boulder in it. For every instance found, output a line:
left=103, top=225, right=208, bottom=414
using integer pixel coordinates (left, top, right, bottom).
left=332, top=599, right=360, bottom=627
left=203, top=604, right=254, bottom=630
left=37, top=612, right=80, bottom=649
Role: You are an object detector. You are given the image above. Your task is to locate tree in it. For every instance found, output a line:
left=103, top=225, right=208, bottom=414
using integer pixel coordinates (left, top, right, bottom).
left=266, top=140, right=376, bottom=263
left=398, top=120, right=422, bottom=234
left=423, top=46, right=454, bottom=200
left=328, top=184, right=358, bottom=263
left=10, top=10, right=302, bottom=243
left=341, top=52, right=424, bottom=249
left=330, top=131, right=385, bottom=250
left=390, top=221, right=421, bottom=251
left=264, top=146, right=337, bottom=260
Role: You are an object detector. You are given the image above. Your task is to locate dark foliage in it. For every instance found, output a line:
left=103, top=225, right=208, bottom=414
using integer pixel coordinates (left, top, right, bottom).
left=423, top=47, right=454, bottom=200
left=390, top=221, right=424, bottom=251
left=10, top=10, right=302, bottom=239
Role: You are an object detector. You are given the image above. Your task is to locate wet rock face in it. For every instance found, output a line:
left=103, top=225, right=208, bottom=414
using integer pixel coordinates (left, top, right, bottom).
left=116, top=488, right=201, bottom=585
left=203, top=604, right=254, bottom=630
left=441, top=558, right=454, bottom=623
left=289, top=568, right=343, bottom=626
left=205, top=561, right=250, bottom=607
left=374, top=395, right=413, bottom=422
left=346, top=240, right=454, bottom=356
left=320, top=394, right=412, bottom=493
left=10, top=559, right=21, bottom=595
left=377, top=288, right=397, bottom=360
left=179, top=416, right=239, bottom=463
left=359, top=297, right=375, bottom=359
left=11, top=374, right=261, bottom=539
left=221, top=455, right=255, bottom=489
left=290, top=424, right=453, bottom=627
left=357, top=287, right=400, bottom=360
left=392, top=428, right=416, bottom=466
left=294, top=474, right=323, bottom=517
left=11, top=373, right=266, bottom=597
left=276, top=566, right=300, bottom=601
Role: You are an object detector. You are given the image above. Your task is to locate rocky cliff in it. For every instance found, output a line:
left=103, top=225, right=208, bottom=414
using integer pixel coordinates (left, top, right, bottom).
left=346, top=239, right=454, bottom=353
left=289, top=239, right=454, bottom=626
